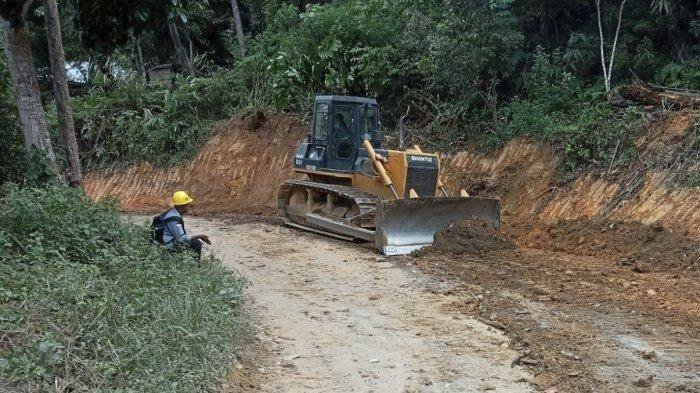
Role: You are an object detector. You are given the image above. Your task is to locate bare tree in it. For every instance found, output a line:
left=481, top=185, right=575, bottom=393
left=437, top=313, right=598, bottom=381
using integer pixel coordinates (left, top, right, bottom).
left=1, top=3, right=59, bottom=179
left=229, top=0, right=246, bottom=57
left=595, top=0, right=627, bottom=93
left=43, top=0, right=82, bottom=185
left=130, top=30, right=147, bottom=83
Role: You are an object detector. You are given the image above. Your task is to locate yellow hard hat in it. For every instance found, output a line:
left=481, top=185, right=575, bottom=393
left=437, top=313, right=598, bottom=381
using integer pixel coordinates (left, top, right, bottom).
left=171, top=191, right=194, bottom=206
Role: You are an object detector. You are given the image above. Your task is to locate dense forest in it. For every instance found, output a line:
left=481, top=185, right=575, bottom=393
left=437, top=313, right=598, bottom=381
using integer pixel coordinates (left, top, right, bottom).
left=1, top=0, right=698, bottom=184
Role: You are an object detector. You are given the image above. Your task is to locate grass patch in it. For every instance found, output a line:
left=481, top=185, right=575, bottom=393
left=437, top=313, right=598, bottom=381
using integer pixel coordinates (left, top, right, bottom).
left=0, top=185, right=248, bottom=391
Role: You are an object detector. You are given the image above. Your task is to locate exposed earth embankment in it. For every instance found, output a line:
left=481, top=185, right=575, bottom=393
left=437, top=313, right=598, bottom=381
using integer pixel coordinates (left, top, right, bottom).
left=84, top=110, right=699, bottom=239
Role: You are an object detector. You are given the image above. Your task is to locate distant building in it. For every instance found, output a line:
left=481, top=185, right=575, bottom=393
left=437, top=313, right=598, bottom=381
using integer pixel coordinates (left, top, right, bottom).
left=146, top=64, right=175, bottom=87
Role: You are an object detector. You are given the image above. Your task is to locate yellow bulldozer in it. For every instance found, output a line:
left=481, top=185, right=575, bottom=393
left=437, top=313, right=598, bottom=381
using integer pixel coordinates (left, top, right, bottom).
left=278, top=95, right=500, bottom=255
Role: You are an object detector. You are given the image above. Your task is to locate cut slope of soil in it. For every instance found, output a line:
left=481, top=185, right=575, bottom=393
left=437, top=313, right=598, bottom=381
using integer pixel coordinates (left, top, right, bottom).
left=84, top=110, right=699, bottom=240
left=440, top=110, right=699, bottom=239
left=83, top=112, right=307, bottom=214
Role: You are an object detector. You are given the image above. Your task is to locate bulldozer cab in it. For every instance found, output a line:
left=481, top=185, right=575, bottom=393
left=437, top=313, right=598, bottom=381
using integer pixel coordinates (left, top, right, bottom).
left=309, top=95, right=383, bottom=171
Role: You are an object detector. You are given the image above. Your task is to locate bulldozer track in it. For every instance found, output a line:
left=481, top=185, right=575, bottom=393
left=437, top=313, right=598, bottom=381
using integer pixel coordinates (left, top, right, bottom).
left=278, top=180, right=381, bottom=240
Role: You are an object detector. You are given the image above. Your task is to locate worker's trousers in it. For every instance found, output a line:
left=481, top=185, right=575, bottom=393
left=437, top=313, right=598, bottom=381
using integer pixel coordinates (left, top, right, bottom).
left=170, top=239, right=203, bottom=260
left=189, top=239, right=203, bottom=259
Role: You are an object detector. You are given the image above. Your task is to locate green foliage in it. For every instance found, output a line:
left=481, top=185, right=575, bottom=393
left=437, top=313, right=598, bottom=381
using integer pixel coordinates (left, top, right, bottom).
left=258, top=0, right=407, bottom=110
left=657, top=60, right=700, bottom=89
left=251, top=0, right=531, bottom=153
left=68, top=0, right=666, bottom=173
left=0, top=185, right=247, bottom=391
left=19, top=0, right=695, bottom=174
left=25, top=147, right=63, bottom=186
left=561, top=106, right=645, bottom=172
left=687, top=173, right=700, bottom=188
left=413, top=0, right=523, bottom=101
left=69, top=62, right=272, bottom=168
left=498, top=49, right=583, bottom=143
left=497, top=50, right=645, bottom=171
left=74, top=0, right=172, bottom=51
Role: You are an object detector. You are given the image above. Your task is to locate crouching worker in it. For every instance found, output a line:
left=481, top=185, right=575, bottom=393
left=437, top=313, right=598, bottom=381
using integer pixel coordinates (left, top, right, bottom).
left=152, top=191, right=211, bottom=259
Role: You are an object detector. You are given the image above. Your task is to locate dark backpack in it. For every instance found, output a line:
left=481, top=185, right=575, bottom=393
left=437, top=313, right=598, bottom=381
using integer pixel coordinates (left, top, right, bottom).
left=151, top=212, right=185, bottom=245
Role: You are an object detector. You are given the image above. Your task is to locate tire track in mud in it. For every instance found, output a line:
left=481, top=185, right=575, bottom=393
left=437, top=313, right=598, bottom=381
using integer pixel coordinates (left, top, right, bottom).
left=402, top=245, right=699, bottom=392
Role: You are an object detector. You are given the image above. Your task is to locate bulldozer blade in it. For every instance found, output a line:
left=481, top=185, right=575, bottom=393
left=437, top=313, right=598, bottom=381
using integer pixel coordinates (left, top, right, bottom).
left=374, top=197, right=501, bottom=256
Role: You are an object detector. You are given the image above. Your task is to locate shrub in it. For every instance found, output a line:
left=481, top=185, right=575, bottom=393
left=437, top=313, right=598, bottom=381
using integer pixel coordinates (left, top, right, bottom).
left=68, top=61, right=273, bottom=169
left=258, top=0, right=407, bottom=111
left=497, top=50, right=645, bottom=172
left=657, top=60, right=700, bottom=90
left=412, top=0, right=524, bottom=102
left=0, top=185, right=247, bottom=391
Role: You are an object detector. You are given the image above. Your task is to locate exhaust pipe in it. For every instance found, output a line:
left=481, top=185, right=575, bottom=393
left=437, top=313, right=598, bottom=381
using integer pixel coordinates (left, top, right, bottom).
left=398, top=106, right=410, bottom=150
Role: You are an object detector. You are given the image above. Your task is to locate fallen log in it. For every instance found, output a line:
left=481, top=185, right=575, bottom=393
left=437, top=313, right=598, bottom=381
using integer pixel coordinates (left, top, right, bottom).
left=618, top=84, right=700, bottom=110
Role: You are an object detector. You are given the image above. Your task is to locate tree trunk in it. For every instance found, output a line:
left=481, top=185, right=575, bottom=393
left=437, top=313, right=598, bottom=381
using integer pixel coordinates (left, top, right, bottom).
left=2, top=18, right=59, bottom=179
left=595, top=0, right=627, bottom=93
left=43, top=0, right=82, bottom=186
left=168, top=21, right=194, bottom=76
left=595, top=0, right=610, bottom=92
left=606, top=0, right=627, bottom=91
left=229, top=0, right=246, bottom=57
left=131, top=30, right=147, bottom=83
left=619, top=83, right=700, bottom=109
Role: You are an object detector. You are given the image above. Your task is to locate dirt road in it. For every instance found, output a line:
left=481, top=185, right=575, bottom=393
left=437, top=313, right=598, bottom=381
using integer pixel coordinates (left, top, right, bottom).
left=188, top=218, right=532, bottom=392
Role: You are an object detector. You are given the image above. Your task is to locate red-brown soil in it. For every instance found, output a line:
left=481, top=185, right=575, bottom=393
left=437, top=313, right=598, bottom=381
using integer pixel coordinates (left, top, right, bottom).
left=403, top=226, right=699, bottom=391
left=510, top=218, right=699, bottom=273
left=83, top=112, right=307, bottom=215
left=84, top=110, right=699, bottom=238
left=411, top=114, right=699, bottom=391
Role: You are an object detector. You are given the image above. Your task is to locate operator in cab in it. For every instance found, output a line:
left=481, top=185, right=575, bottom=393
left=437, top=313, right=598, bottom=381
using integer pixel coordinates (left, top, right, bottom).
left=157, top=191, right=211, bottom=259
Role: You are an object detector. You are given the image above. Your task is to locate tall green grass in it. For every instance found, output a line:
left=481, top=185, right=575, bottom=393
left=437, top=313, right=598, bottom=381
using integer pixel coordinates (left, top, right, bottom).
left=0, top=185, right=248, bottom=391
